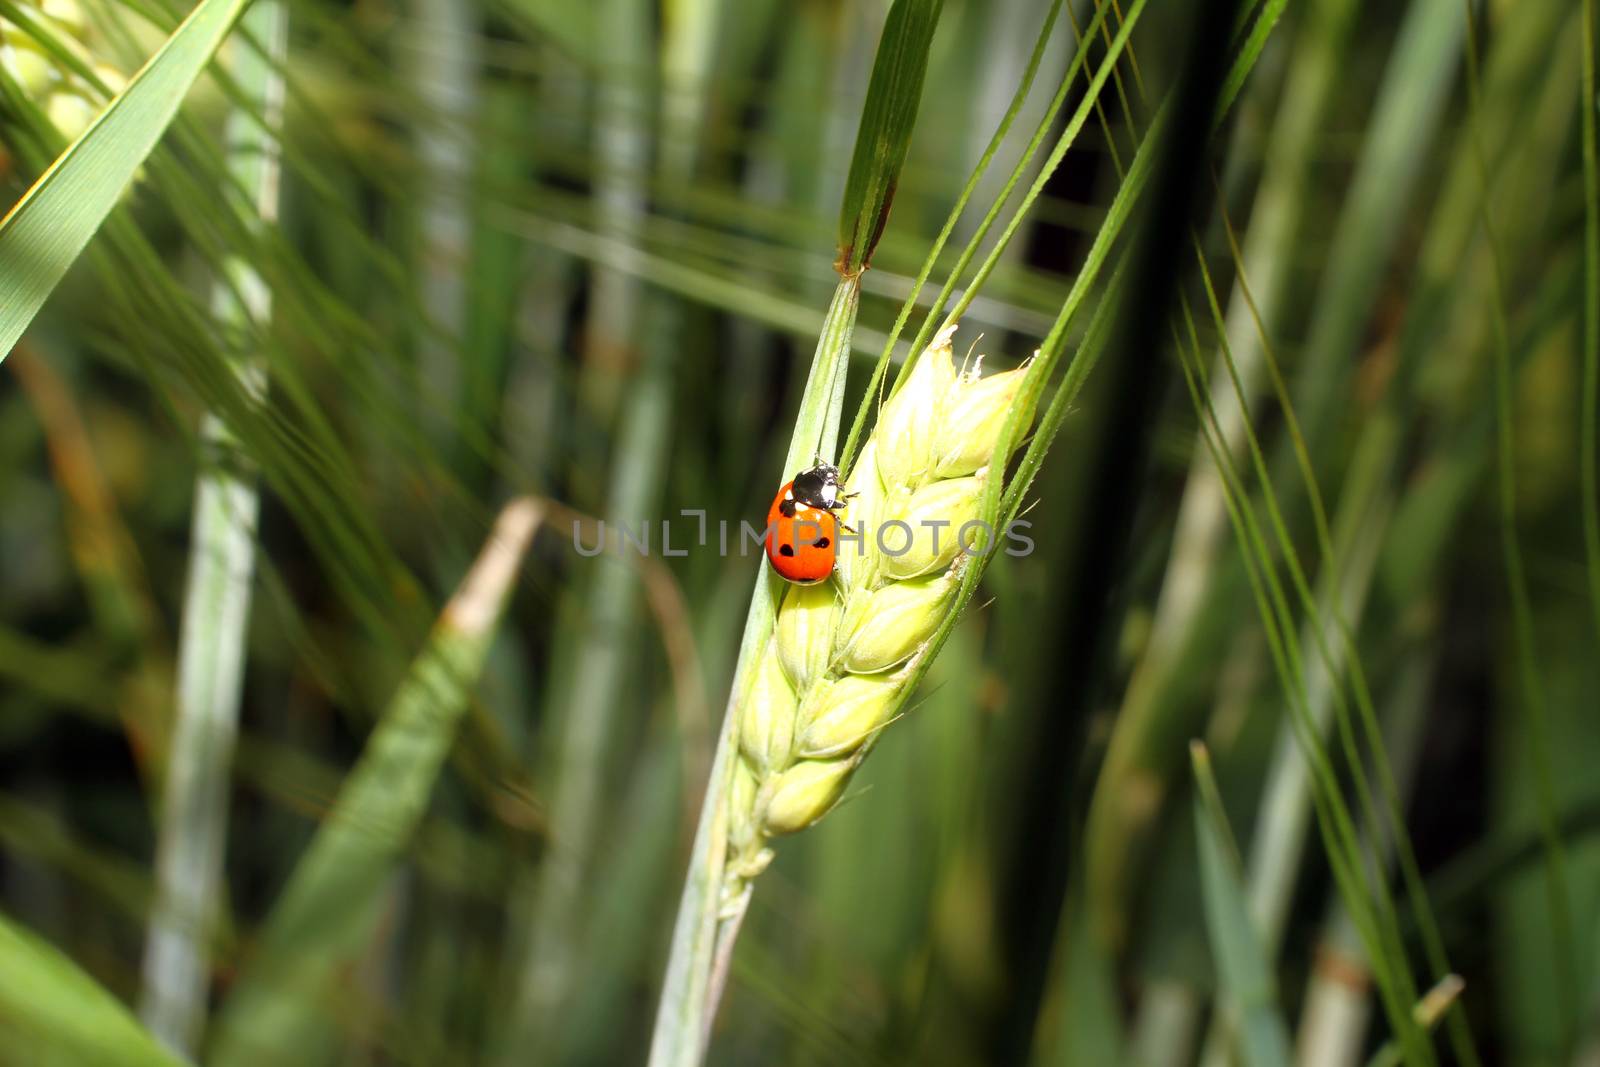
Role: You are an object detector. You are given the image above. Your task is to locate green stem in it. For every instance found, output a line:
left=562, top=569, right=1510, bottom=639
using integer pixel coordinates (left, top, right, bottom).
left=409, top=0, right=479, bottom=444
left=1580, top=0, right=1600, bottom=655
left=1081, top=0, right=1354, bottom=952
left=209, top=500, right=543, bottom=1066
left=1295, top=651, right=1438, bottom=1067
left=647, top=277, right=859, bottom=1067
left=1459, top=0, right=1579, bottom=1046
left=138, top=1, right=287, bottom=1054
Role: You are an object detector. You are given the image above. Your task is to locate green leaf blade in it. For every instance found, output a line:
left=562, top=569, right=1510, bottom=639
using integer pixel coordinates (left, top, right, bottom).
left=0, top=911, right=184, bottom=1067
left=1192, top=743, right=1294, bottom=1067
left=208, top=501, right=541, bottom=1066
left=0, top=0, right=251, bottom=361
left=835, top=0, right=944, bottom=275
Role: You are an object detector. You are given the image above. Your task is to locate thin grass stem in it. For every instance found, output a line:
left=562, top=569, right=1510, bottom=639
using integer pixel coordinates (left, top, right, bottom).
left=1580, top=0, right=1600, bottom=650
left=1458, top=0, right=1578, bottom=1046
left=137, top=2, right=287, bottom=1053
left=647, top=277, right=860, bottom=1067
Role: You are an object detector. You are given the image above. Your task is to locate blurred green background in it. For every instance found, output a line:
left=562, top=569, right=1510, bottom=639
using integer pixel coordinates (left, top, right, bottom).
left=0, top=0, right=1597, bottom=1064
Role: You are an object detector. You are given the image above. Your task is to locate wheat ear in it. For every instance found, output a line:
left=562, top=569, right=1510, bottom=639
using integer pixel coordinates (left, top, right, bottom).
left=0, top=0, right=129, bottom=143
left=722, top=323, right=1029, bottom=910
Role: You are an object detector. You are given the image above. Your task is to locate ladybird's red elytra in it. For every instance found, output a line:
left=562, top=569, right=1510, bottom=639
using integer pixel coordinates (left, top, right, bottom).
left=765, top=463, right=847, bottom=584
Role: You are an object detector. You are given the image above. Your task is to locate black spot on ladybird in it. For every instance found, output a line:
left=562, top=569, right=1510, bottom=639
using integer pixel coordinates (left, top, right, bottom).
left=814, top=537, right=830, bottom=549
left=779, top=499, right=797, bottom=518
left=778, top=544, right=795, bottom=557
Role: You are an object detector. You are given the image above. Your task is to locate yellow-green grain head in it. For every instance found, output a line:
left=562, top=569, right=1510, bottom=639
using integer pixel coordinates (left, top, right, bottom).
left=727, top=324, right=1030, bottom=901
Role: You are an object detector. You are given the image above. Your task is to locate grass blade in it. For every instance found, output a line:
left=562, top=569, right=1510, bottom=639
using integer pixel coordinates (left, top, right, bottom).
left=497, top=2, right=710, bottom=1058
left=1459, top=0, right=1580, bottom=1046
left=0, top=911, right=183, bottom=1066
left=1362, top=976, right=1467, bottom=1067
left=137, top=0, right=289, bottom=1053
left=209, top=500, right=543, bottom=1066
left=1191, top=742, right=1293, bottom=1067
left=1286, top=0, right=1465, bottom=455
left=1294, top=653, right=1437, bottom=1067
left=1581, top=0, right=1600, bottom=652
left=836, top=0, right=945, bottom=275
left=409, top=0, right=481, bottom=446
left=1082, top=0, right=1357, bottom=948
left=0, top=0, right=251, bottom=360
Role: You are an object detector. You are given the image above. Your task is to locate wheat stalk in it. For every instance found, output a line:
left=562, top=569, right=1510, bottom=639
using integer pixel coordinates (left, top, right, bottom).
left=721, top=323, right=1027, bottom=911
left=138, top=0, right=286, bottom=1052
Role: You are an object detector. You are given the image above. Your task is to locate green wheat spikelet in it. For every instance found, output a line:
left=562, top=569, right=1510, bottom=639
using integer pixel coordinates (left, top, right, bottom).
left=723, top=324, right=1028, bottom=912
left=0, top=0, right=127, bottom=146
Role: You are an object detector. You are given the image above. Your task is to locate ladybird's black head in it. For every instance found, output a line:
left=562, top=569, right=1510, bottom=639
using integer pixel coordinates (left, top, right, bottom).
left=791, top=463, right=844, bottom=510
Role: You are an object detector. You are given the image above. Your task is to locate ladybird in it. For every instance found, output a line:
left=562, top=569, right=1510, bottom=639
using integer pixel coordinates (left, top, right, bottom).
left=765, top=463, right=848, bottom=584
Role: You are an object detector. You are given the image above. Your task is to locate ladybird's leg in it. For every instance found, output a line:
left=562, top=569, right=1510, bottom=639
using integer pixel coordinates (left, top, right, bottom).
left=836, top=498, right=858, bottom=530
